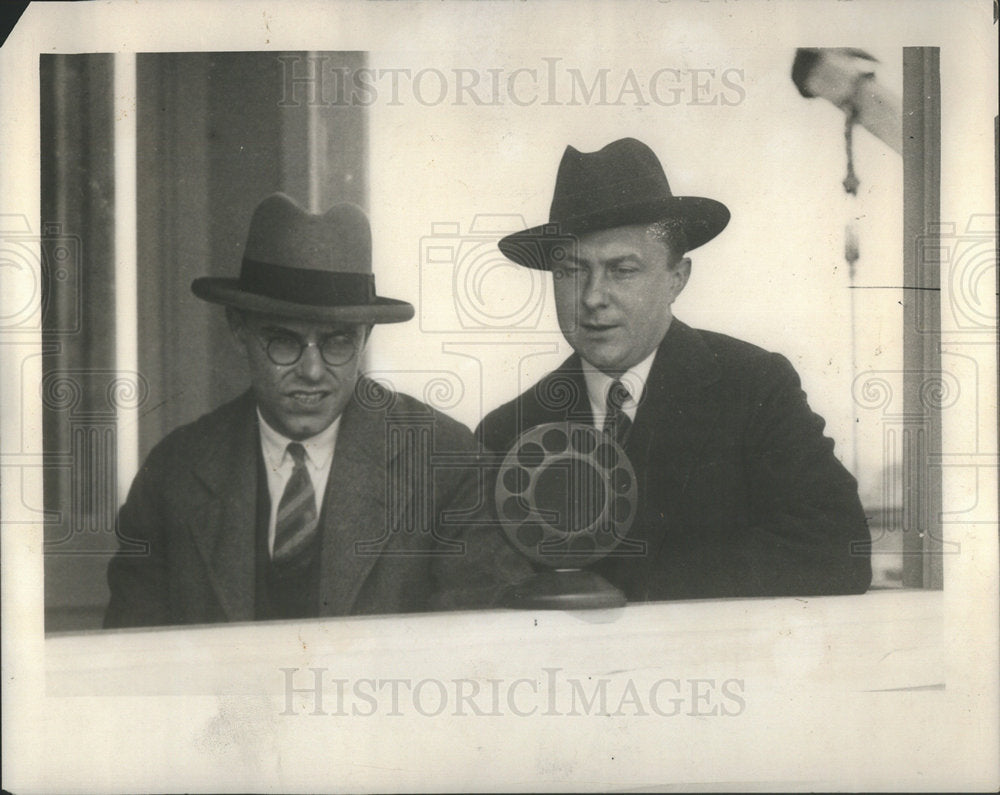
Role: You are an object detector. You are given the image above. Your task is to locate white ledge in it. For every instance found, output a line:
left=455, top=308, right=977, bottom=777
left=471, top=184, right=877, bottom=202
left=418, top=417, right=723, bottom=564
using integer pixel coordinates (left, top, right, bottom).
left=47, top=589, right=942, bottom=697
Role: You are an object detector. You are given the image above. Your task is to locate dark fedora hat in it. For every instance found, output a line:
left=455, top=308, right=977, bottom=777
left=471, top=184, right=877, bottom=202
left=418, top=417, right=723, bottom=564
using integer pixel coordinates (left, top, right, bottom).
left=192, top=193, right=414, bottom=324
left=498, top=138, right=730, bottom=270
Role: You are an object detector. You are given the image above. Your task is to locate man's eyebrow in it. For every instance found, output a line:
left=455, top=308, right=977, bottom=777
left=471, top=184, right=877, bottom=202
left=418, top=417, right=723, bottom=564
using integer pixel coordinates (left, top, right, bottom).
left=603, top=254, right=643, bottom=267
left=560, top=253, right=642, bottom=267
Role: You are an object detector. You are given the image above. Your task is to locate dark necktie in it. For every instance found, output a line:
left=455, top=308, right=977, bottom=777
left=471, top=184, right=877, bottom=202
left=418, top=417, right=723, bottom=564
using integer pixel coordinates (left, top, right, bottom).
left=273, top=442, right=319, bottom=566
left=603, top=379, right=633, bottom=443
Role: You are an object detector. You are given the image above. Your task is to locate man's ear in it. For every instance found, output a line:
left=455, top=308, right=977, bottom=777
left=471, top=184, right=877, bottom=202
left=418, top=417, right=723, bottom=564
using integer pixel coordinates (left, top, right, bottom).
left=667, top=257, right=692, bottom=303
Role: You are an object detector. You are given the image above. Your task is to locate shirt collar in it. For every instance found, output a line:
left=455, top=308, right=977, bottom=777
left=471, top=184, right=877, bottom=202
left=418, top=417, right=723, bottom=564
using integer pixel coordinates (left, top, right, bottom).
left=581, top=348, right=658, bottom=415
left=257, top=408, right=340, bottom=471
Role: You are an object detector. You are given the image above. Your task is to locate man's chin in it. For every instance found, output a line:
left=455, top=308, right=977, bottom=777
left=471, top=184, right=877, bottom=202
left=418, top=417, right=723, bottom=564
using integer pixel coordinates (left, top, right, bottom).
left=267, top=403, right=338, bottom=440
left=575, top=344, right=628, bottom=374
left=283, top=416, right=336, bottom=440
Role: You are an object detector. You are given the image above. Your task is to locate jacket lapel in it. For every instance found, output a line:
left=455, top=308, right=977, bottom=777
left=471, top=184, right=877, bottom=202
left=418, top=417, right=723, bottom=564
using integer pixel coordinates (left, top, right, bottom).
left=317, top=385, right=396, bottom=616
left=631, top=319, right=722, bottom=491
left=626, top=320, right=722, bottom=566
left=527, top=354, right=594, bottom=427
left=189, top=391, right=259, bottom=622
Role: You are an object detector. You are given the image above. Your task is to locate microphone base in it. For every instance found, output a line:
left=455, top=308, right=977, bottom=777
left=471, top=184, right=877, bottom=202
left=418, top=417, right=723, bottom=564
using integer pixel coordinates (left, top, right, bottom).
left=501, top=569, right=627, bottom=610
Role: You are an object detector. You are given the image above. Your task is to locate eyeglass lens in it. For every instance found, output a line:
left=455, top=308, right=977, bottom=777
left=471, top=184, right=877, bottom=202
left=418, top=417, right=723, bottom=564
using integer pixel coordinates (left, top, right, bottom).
left=265, top=332, right=357, bottom=366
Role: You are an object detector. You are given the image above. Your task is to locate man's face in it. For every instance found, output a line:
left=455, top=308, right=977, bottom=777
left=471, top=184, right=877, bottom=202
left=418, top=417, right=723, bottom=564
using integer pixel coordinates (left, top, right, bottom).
left=229, top=310, right=368, bottom=440
left=551, top=224, right=690, bottom=375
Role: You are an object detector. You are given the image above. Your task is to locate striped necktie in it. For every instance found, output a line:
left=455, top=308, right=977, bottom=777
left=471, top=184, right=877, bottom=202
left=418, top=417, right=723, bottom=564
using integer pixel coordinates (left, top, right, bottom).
left=603, top=379, right=633, bottom=443
left=273, top=442, right=319, bottom=566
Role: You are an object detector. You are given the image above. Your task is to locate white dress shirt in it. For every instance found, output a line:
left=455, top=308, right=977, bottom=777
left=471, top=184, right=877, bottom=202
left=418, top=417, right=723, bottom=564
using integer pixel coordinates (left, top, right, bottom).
left=257, top=409, right=340, bottom=557
left=581, top=348, right=657, bottom=430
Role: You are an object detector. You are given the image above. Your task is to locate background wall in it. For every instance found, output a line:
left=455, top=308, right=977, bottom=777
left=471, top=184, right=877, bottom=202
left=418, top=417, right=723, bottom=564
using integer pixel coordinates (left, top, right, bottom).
left=40, top=54, right=117, bottom=631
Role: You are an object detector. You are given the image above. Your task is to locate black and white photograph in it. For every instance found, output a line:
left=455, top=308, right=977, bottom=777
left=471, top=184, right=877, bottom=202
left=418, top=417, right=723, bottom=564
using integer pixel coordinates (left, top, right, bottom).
left=1, top=0, right=997, bottom=791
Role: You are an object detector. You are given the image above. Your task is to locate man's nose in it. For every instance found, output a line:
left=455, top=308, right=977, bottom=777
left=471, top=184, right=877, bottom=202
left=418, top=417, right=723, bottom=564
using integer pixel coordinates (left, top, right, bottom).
left=296, top=342, right=326, bottom=380
left=580, top=270, right=609, bottom=309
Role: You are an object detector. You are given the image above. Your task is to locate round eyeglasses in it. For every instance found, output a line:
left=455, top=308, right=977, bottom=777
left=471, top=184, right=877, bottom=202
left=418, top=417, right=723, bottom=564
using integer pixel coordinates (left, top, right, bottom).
left=251, top=330, right=360, bottom=367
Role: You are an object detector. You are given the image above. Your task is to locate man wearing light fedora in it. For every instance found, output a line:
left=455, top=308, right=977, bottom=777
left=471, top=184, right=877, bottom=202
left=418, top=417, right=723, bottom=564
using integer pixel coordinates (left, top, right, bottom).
left=479, top=138, right=871, bottom=600
left=105, top=194, right=528, bottom=628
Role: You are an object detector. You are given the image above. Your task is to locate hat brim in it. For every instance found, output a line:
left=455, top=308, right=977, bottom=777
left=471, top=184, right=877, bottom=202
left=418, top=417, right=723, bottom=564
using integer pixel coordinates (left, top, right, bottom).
left=191, top=278, right=415, bottom=324
left=498, top=196, right=730, bottom=270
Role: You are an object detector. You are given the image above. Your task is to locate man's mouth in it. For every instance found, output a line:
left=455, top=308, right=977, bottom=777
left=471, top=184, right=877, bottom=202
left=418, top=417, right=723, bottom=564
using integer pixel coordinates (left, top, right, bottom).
left=581, top=321, right=618, bottom=333
left=286, top=390, right=330, bottom=407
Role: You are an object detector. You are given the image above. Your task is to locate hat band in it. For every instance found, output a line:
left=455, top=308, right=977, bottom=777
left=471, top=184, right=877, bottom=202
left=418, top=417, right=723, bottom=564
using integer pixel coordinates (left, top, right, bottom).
left=239, top=258, right=376, bottom=307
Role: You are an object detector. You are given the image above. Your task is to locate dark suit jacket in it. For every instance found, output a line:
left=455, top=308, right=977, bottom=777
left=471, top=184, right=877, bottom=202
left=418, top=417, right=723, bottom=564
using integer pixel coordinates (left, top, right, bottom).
left=478, top=320, right=872, bottom=600
left=105, top=379, right=529, bottom=628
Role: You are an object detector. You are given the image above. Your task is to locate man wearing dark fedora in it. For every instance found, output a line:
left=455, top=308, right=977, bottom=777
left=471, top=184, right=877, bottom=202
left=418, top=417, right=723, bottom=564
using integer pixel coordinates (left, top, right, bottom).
left=479, top=138, right=871, bottom=600
left=105, top=194, right=528, bottom=628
